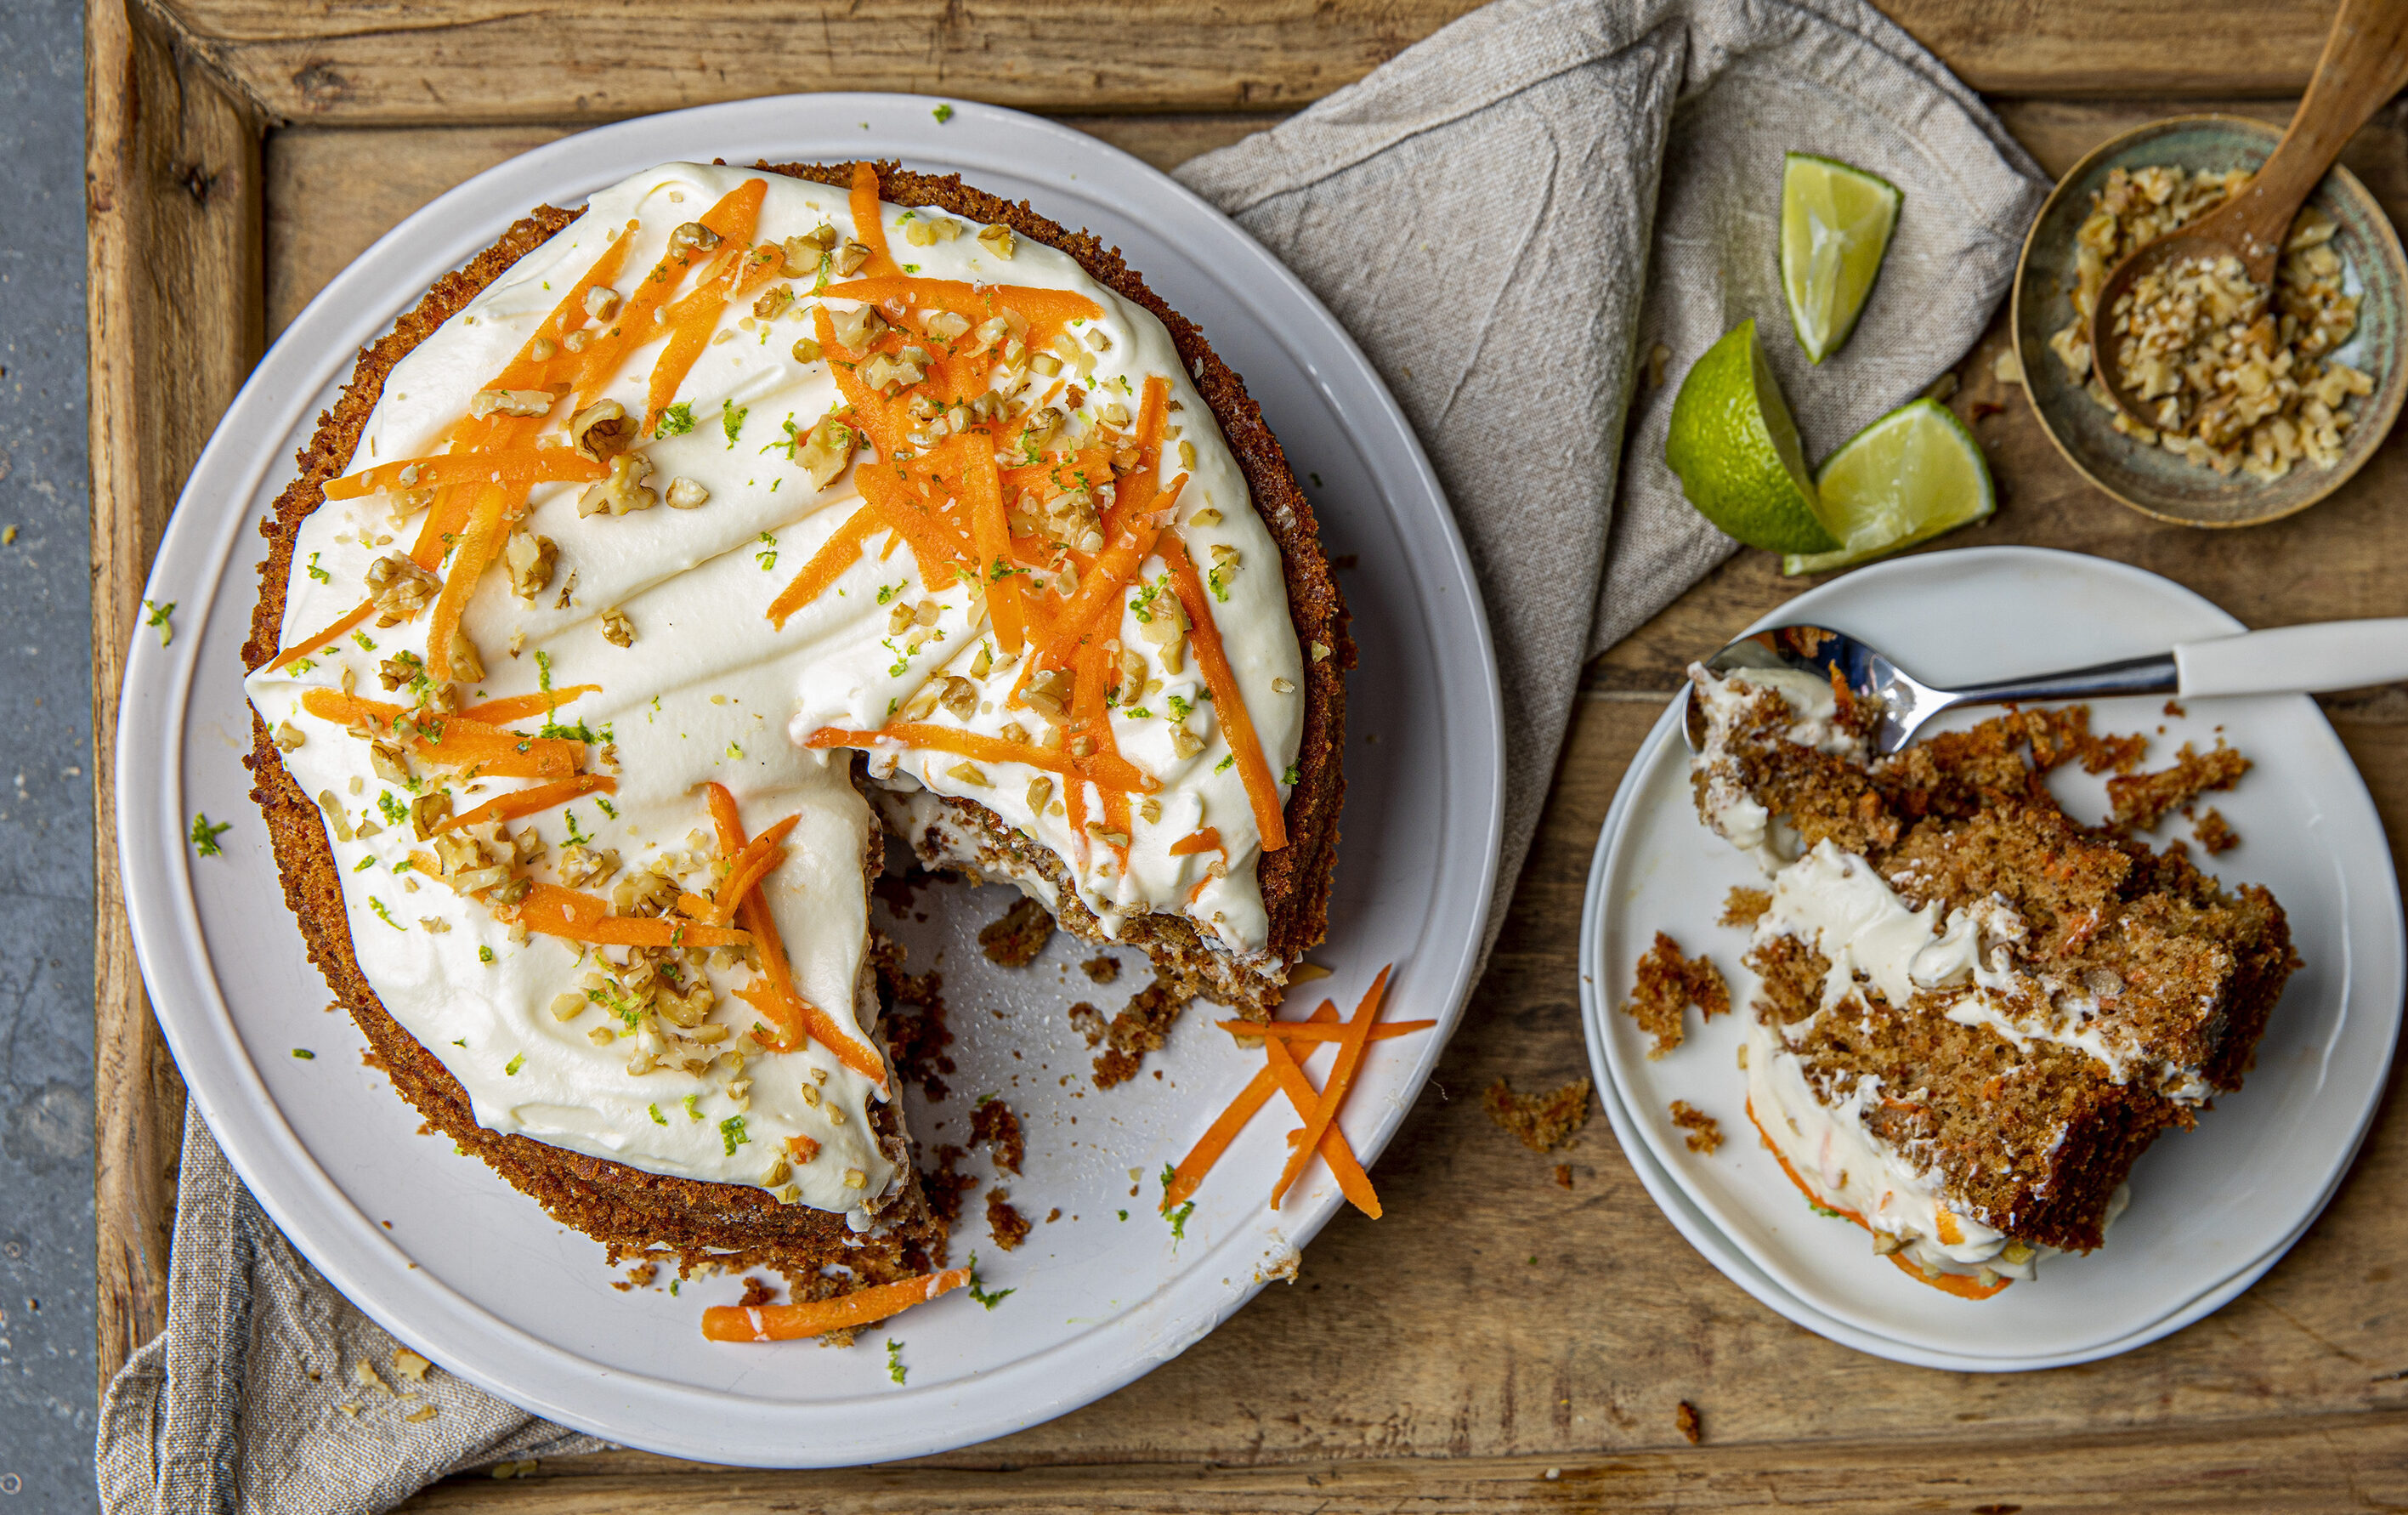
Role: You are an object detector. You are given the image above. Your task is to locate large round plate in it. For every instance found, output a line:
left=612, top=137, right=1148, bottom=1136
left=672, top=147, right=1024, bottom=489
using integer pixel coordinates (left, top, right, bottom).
left=1578, top=546, right=2402, bottom=1370
left=116, top=94, right=1504, bottom=1464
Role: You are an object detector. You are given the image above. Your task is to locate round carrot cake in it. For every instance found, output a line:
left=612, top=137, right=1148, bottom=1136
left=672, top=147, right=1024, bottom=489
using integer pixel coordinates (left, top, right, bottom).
left=240, top=159, right=1348, bottom=1291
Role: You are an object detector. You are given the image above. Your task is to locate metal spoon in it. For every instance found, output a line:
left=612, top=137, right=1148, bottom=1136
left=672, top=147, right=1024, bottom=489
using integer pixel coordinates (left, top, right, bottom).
left=2089, top=0, right=2408, bottom=432
left=1680, top=618, right=2408, bottom=757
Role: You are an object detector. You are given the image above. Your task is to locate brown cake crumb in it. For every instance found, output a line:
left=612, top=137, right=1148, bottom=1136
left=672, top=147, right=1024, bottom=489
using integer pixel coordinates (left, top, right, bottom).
left=1092, top=973, right=1196, bottom=1088
left=1719, top=888, right=1771, bottom=928
left=1552, top=1164, right=1573, bottom=1190
left=1669, top=1100, right=1721, bottom=1154
left=1068, top=1001, right=1106, bottom=1047
left=737, top=1274, right=779, bottom=1308
left=1080, top=955, right=1121, bottom=984
left=878, top=950, right=955, bottom=1104
left=2107, top=740, right=2251, bottom=831
left=2164, top=699, right=2186, bottom=718
left=2193, top=806, right=2240, bottom=854
left=1675, top=1401, right=1703, bottom=1444
left=985, top=1187, right=1030, bottom=1251
left=977, top=896, right=1055, bottom=967
left=1484, top=1077, right=1593, bottom=1153
left=1620, top=932, right=1729, bottom=1058
left=971, top=1097, right=1024, bottom=1175
left=921, top=1144, right=977, bottom=1228
left=625, top=1261, right=657, bottom=1290
left=1999, top=703, right=2149, bottom=775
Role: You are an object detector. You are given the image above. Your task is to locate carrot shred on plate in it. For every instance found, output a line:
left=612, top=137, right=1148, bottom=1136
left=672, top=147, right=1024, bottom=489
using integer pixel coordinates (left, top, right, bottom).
left=701, top=1268, right=969, bottom=1342
left=1261, top=1033, right=1381, bottom=1219
left=1214, top=1019, right=1434, bottom=1043
left=1163, top=1001, right=1344, bottom=1212
left=1270, top=964, right=1391, bottom=1209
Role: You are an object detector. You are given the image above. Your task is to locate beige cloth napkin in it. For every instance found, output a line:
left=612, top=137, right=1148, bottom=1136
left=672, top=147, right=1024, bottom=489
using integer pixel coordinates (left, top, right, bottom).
left=95, top=1, right=2043, bottom=1506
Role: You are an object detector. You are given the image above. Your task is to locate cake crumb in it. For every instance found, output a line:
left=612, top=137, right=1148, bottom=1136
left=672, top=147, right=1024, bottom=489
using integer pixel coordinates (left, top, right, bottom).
left=1484, top=1077, right=1593, bottom=1153
left=1068, top=1001, right=1106, bottom=1047
left=971, top=1096, right=1024, bottom=1174
left=2108, top=740, right=2251, bottom=831
left=878, top=946, right=955, bottom=1103
left=1620, top=932, right=1729, bottom=1057
left=1719, top=887, right=1771, bottom=928
left=1669, top=1100, right=1721, bottom=1154
left=1552, top=1163, right=1573, bottom=1190
left=1676, top=1401, right=1703, bottom=1444
left=2164, top=698, right=2186, bottom=718
left=624, top=1261, right=657, bottom=1290
left=737, top=1274, right=778, bottom=1308
left=1092, top=973, right=1195, bottom=1088
left=2003, top=703, right=2147, bottom=775
left=977, top=896, right=1054, bottom=967
left=921, top=1143, right=977, bottom=1227
left=986, top=1187, right=1031, bottom=1251
left=2193, top=806, right=2240, bottom=854
left=1079, top=955, right=1121, bottom=984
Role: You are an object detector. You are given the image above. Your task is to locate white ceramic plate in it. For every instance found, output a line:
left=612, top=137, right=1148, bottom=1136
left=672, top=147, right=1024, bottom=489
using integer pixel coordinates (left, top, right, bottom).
left=1578, top=546, right=2402, bottom=1370
left=116, top=94, right=1504, bottom=1464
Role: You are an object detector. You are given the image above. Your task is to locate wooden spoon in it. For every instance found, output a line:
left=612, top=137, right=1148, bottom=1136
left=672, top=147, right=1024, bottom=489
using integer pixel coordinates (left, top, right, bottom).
left=2089, top=0, right=2408, bottom=432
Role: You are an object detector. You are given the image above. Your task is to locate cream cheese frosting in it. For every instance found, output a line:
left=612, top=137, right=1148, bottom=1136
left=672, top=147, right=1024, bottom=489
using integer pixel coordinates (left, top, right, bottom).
left=245, top=162, right=1305, bottom=1214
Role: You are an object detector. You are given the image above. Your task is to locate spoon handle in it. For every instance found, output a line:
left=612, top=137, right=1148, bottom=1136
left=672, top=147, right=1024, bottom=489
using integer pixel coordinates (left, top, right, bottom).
left=1943, top=652, right=2179, bottom=710
left=2175, top=618, right=2408, bottom=698
left=2224, top=0, right=2408, bottom=273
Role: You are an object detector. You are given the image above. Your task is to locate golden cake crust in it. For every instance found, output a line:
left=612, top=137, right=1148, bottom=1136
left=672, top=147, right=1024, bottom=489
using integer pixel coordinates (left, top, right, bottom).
left=241, top=162, right=1348, bottom=1284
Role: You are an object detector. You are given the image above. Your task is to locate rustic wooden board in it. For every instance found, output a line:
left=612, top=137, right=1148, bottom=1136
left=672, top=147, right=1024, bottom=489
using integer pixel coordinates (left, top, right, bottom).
left=151, top=0, right=2344, bottom=126
left=86, top=9, right=2408, bottom=1506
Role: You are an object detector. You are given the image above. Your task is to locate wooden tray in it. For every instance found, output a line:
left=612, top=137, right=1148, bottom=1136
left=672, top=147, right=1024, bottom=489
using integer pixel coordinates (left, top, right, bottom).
left=88, top=1, right=2408, bottom=1506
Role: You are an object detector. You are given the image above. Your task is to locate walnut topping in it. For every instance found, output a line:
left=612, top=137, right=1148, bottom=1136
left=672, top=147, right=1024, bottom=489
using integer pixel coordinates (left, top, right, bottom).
left=860, top=350, right=927, bottom=395
left=904, top=215, right=963, bottom=246
left=790, top=337, right=824, bottom=364
left=665, top=476, right=710, bottom=510
left=796, top=417, right=857, bottom=491
left=667, top=221, right=722, bottom=258
left=977, top=223, right=1016, bottom=258
left=568, top=400, right=636, bottom=462
left=582, top=285, right=621, bottom=321
left=751, top=285, right=795, bottom=321
left=842, top=1166, right=867, bottom=1189
left=274, top=721, right=306, bottom=752
left=468, top=389, right=552, bottom=420
left=367, top=738, right=413, bottom=786
left=530, top=337, right=557, bottom=361
left=1023, top=667, right=1075, bottom=722
left=830, top=304, right=887, bottom=353
left=503, top=528, right=558, bottom=601
left=938, top=675, right=977, bottom=720
left=558, top=843, right=620, bottom=889
left=1027, top=776, right=1054, bottom=812
left=449, top=629, right=486, bottom=684
left=947, top=762, right=990, bottom=788
left=598, top=606, right=636, bottom=647
left=1272, top=676, right=1295, bottom=695
left=410, top=791, right=452, bottom=841
left=1187, top=506, right=1223, bottom=528
left=837, top=241, right=873, bottom=276
left=316, top=789, right=354, bottom=843
left=1310, top=641, right=1332, bottom=661
left=783, top=228, right=836, bottom=270
left=363, top=553, right=439, bottom=627
left=578, top=451, right=657, bottom=517
left=1169, top=724, right=1205, bottom=759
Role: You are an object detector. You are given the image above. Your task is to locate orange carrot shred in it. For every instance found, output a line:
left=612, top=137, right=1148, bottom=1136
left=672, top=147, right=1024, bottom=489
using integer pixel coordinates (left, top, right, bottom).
left=961, top=445, right=1025, bottom=655
left=439, top=774, right=615, bottom=832
left=323, top=449, right=601, bottom=501
left=1270, top=965, right=1391, bottom=1209
left=1261, top=1032, right=1381, bottom=1219
left=1170, top=827, right=1221, bottom=857
left=1164, top=1001, right=1343, bottom=1212
left=819, top=276, right=1102, bottom=331
left=454, top=684, right=602, bottom=725
left=1214, top=1019, right=1434, bottom=1042
left=846, top=162, right=905, bottom=281
left=1161, top=530, right=1289, bottom=851
left=424, top=483, right=513, bottom=682
left=700, top=1268, right=968, bottom=1342
left=768, top=509, right=878, bottom=627
left=807, top=724, right=1158, bottom=795
left=514, top=882, right=750, bottom=949
left=263, top=599, right=375, bottom=672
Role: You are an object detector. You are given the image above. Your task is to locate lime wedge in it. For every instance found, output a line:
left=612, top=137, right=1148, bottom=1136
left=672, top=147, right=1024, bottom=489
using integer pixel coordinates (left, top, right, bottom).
left=1782, top=399, right=1993, bottom=576
left=1666, top=320, right=1839, bottom=554
left=1781, top=152, right=1903, bottom=365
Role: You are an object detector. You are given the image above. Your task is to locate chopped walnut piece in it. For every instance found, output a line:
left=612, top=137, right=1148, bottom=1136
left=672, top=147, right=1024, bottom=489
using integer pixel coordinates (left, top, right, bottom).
left=667, top=220, right=722, bottom=258
left=836, top=241, right=872, bottom=276
left=751, top=285, right=795, bottom=321
left=830, top=304, right=888, bottom=353
left=569, top=400, right=635, bottom=462
left=977, top=223, right=1016, bottom=258
left=598, top=606, right=636, bottom=647
left=796, top=416, right=857, bottom=491
left=409, top=791, right=451, bottom=841
left=467, top=389, right=552, bottom=420
left=363, top=553, right=439, bottom=627
left=503, top=528, right=558, bottom=601
left=582, top=285, right=621, bottom=321
left=578, top=451, right=657, bottom=518
left=664, top=476, right=710, bottom=510
left=274, top=721, right=306, bottom=752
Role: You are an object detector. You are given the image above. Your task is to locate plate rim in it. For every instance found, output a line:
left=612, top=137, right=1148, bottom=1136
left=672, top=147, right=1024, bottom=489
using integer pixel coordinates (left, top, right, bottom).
left=113, top=91, right=1508, bottom=1463
left=1576, top=543, right=2405, bottom=1370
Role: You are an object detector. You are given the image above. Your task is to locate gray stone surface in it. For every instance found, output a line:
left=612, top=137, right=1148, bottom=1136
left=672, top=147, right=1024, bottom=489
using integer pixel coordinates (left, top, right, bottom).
left=0, top=0, right=101, bottom=1507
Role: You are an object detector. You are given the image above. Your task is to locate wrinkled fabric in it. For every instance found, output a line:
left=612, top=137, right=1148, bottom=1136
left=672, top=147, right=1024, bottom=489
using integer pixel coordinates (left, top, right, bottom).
left=97, top=3, right=2043, bottom=1505
left=1179, top=0, right=2044, bottom=962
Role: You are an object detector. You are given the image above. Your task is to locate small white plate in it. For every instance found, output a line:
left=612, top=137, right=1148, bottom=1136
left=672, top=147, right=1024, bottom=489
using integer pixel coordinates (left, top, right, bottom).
left=1578, top=546, right=2403, bottom=1370
left=116, top=94, right=1504, bottom=1464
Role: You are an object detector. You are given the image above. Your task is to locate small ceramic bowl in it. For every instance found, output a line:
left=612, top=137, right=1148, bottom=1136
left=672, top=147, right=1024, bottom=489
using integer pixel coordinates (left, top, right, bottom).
left=2011, top=114, right=2408, bottom=527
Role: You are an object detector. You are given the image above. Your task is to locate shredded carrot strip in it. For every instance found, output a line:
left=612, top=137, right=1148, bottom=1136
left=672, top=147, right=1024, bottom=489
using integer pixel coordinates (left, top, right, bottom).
left=515, top=882, right=751, bottom=948
left=768, top=508, right=878, bottom=627
left=814, top=307, right=903, bottom=459
left=642, top=179, right=765, bottom=429
left=1261, top=1032, right=1380, bottom=1219
left=1032, top=476, right=1185, bottom=665
left=1164, top=1001, right=1345, bottom=1212
left=1072, top=641, right=1131, bottom=862
left=703, top=814, right=800, bottom=925
left=1161, top=531, right=1288, bottom=851
left=424, top=484, right=512, bottom=682
left=299, top=690, right=587, bottom=778
left=960, top=444, right=1025, bottom=655
left=806, top=724, right=1157, bottom=795
left=406, top=485, right=474, bottom=571
left=706, top=784, right=888, bottom=1087
left=572, top=182, right=762, bottom=406
left=439, top=774, right=614, bottom=832
left=819, top=275, right=1102, bottom=331
left=846, top=162, right=905, bottom=281
left=1216, top=1019, right=1434, bottom=1042
left=496, top=221, right=634, bottom=390
left=454, top=685, right=602, bottom=725
left=298, top=689, right=406, bottom=726
left=857, top=468, right=970, bottom=587
left=701, top=1268, right=968, bottom=1342
left=263, top=599, right=375, bottom=672
left=324, top=449, right=601, bottom=501
left=1270, top=965, right=1391, bottom=1209
left=1170, top=827, right=1222, bottom=857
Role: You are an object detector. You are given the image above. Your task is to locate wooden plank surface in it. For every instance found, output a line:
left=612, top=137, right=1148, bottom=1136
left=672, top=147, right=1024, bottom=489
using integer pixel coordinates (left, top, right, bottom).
left=87, top=16, right=2408, bottom=1509
left=84, top=0, right=263, bottom=1402
left=155, top=0, right=2341, bottom=127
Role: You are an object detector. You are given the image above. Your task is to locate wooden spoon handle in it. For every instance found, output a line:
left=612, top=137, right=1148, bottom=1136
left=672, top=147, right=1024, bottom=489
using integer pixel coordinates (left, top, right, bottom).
left=2227, top=0, right=2408, bottom=274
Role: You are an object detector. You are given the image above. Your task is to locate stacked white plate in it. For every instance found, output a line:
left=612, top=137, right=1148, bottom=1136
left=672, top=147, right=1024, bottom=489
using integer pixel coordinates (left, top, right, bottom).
left=1578, top=546, right=2403, bottom=1370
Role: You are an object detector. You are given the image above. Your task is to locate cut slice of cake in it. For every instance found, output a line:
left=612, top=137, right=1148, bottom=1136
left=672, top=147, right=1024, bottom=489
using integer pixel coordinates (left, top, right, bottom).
left=241, top=160, right=1347, bottom=1297
left=1686, top=663, right=2297, bottom=1294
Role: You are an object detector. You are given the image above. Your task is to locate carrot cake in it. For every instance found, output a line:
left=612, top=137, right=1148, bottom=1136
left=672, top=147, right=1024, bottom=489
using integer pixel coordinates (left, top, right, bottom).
left=1686, top=662, right=2296, bottom=1294
left=240, top=160, right=1347, bottom=1287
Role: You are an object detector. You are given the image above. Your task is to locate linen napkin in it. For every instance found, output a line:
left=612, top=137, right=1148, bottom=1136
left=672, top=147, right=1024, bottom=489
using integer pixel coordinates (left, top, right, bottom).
left=96, top=0, right=2045, bottom=1506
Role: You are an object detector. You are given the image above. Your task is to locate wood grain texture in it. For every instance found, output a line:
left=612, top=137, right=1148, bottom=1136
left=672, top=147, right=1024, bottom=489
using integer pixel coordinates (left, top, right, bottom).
left=155, top=0, right=2347, bottom=127
left=85, top=0, right=264, bottom=1396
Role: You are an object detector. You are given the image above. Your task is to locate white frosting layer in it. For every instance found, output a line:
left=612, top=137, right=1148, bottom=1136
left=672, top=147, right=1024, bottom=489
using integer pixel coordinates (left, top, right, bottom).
left=245, top=162, right=1303, bottom=1209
